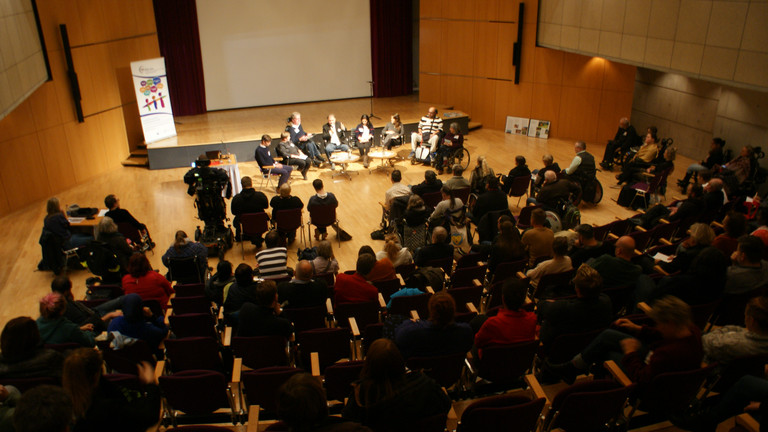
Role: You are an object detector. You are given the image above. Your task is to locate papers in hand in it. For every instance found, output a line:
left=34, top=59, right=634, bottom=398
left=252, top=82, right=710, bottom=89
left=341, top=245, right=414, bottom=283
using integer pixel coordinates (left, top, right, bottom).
left=653, top=252, right=673, bottom=263
left=68, top=217, right=85, bottom=223
left=98, top=209, right=109, bottom=217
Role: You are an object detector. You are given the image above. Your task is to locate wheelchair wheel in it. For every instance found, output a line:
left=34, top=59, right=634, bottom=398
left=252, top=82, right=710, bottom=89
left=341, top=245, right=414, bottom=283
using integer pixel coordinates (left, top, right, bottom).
left=447, top=147, right=470, bottom=171
left=581, top=179, right=603, bottom=205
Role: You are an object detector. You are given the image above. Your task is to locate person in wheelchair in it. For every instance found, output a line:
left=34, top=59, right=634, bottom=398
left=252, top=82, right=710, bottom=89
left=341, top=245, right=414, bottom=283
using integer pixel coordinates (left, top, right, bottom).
left=527, top=171, right=580, bottom=213
left=563, top=141, right=596, bottom=192
left=381, top=113, right=404, bottom=150
left=184, top=155, right=232, bottom=225
left=614, top=131, right=660, bottom=187
left=434, top=122, right=463, bottom=172
left=599, top=117, right=641, bottom=170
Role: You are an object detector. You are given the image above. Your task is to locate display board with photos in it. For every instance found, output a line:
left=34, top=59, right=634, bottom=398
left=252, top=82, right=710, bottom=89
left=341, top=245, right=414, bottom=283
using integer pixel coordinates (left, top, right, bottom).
left=528, top=119, right=550, bottom=139
left=505, top=116, right=530, bottom=135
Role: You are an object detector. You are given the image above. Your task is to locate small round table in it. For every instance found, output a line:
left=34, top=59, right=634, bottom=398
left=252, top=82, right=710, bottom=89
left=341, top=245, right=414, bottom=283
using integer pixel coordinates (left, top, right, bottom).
left=368, top=150, right=398, bottom=174
left=329, top=152, right=359, bottom=180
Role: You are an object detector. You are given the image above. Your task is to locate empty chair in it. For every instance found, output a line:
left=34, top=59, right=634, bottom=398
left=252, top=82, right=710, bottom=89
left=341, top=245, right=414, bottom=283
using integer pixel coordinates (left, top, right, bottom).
left=173, top=283, right=205, bottom=298
left=324, top=360, right=365, bottom=402
left=168, top=256, right=204, bottom=285
left=406, top=352, right=466, bottom=388
left=533, top=269, right=576, bottom=299
left=231, top=335, right=289, bottom=370
left=165, top=337, right=224, bottom=372
left=273, top=208, right=305, bottom=246
left=335, top=301, right=380, bottom=329
left=389, top=293, right=431, bottom=318
left=450, top=264, right=486, bottom=288
left=506, top=176, right=531, bottom=206
left=361, top=322, right=384, bottom=355
left=97, top=339, right=155, bottom=375
left=454, top=187, right=471, bottom=204
left=281, top=305, right=327, bottom=333
left=471, top=340, right=538, bottom=391
left=373, top=278, right=402, bottom=303
left=539, top=378, right=635, bottom=432
left=314, top=272, right=335, bottom=289
left=296, top=327, right=352, bottom=373
left=422, top=191, right=443, bottom=210
left=240, top=212, right=270, bottom=258
left=447, top=286, right=483, bottom=313
left=542, top=327, right=605, bottom=364
left=457, top=394, right=545, bottom=432
left=240, top=366, right=302, bottom=415
left=455, top=252, right=483, bottom=269
left=159, top=369, right=237, bottom=426
left=168, top=313, right=217, bottom=339
left=490, top=259, right=527, bottom=285
left=395, top=263, right=417, bottom=280
left=170, top=296, right=212, bottom=315
left=625, top=365, right=714, bottom=420
left=0, top=376, right=58, bottom=393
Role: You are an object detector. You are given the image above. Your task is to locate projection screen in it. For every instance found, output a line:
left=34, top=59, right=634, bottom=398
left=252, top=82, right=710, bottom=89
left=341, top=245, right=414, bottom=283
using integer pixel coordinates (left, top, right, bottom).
left=196, top=0, right=372, bottom=111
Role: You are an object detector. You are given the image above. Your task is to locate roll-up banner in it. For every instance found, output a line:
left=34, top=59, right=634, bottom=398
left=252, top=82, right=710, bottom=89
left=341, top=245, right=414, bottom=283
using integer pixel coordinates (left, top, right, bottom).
left=131, top=57, right=176, bottom=143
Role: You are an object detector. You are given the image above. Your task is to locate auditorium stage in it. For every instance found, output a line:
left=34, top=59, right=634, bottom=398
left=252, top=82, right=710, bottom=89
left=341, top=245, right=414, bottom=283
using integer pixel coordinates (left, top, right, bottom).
left=145, top=95, right=469, bottom=169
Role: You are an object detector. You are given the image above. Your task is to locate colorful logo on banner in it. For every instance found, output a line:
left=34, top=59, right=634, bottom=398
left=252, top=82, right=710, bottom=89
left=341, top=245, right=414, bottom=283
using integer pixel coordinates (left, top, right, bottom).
left=139, top=77, right=167, bottom=112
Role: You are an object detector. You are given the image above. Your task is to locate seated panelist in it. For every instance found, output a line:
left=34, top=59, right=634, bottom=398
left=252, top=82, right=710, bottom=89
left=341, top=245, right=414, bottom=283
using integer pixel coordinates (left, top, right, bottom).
left=321, top=114, right=350, bottom=163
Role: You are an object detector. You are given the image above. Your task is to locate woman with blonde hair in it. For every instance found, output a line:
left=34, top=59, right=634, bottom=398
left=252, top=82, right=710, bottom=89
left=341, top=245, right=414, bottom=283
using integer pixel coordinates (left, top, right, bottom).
left=470, top=155, right=495, bottom=194
left=376, top=233, right=413, bottom=268
left=94, top=216, right=133, bottom=275
left=63, top=347, right=161, bottom=431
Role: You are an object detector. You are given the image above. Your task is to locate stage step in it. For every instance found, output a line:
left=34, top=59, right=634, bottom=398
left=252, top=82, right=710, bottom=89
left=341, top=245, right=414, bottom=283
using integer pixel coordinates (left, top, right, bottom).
left=468, top=121, right=482, bottom=131
left=122, top=155, right=148, bottom=167
left=131, top=148, right=148, bottom=157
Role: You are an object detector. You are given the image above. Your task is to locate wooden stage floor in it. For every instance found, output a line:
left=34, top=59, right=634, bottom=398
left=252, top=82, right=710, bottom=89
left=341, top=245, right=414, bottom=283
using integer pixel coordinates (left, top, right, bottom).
left=0, top=94, right=696, bottom=326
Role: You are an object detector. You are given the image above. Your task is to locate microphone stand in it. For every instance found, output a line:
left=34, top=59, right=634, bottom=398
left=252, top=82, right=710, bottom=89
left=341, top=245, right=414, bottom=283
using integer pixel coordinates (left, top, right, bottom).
left=367, top=80, right=380, bottom=120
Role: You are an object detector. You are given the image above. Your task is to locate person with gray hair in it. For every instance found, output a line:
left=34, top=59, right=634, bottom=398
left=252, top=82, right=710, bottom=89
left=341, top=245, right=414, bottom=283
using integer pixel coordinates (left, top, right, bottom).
left=414, top=226, right=454, bottom=267
left=656, top=223, right=715, bottom=275
left=564, top=141, right=596, bottom=189
left=435, top=122, right=463, bottom=172
left=533, top=153, right=561, bottom=193
left=277, top=260, right=330, bottom=309
left=94, top=216, right=133, bottom=274
left=526, top=169, right=579, bottom=210
left=286, top=112, right=325, bottom=165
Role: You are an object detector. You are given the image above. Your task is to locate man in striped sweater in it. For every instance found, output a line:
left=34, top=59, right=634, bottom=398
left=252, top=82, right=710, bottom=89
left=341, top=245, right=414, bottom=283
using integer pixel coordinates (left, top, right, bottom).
left=410, top=107, right=443, bottom=159
left=255, top=230, right=289, bottom=280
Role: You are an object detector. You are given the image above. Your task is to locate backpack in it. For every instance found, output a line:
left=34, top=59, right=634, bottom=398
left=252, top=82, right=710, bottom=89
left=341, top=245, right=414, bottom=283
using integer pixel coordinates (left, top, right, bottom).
left=561, top=202, right=581, bottom=230
left=78, top=241, right=121, bottom=277
left=297, top=246, right=318, bottom=261
left=405, top=267, right=445, bottom=292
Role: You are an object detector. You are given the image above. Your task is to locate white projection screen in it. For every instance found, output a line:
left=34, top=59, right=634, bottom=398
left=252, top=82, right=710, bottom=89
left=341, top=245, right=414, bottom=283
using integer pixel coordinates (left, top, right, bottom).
left=0, top=0, right=48, bottom=122
left=196, top=0, right=372, bottom=111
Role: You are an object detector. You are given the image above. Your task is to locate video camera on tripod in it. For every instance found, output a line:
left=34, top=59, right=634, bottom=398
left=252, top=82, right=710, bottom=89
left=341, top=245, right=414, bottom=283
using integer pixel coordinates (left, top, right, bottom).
left=183, top=157, right=234, bottom=258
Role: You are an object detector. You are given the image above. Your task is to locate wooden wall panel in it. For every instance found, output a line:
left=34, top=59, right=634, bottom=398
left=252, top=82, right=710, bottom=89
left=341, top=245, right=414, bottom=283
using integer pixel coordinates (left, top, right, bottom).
left=122, top=101, right=143, bottom=150
left=441, top=21, right=475, bottom=76
left=494, top=80, right=534, bottom=130
left=0, top=100, right=36, bottom=143
left=0, top=177, right=9, bottom=216
left=473, top=23, right=499, bottom=77
left=519, top=26, right=537, bottom=83
left=603, top=60, right=638, bottom=92
left=500, top=0, right=524, bottom=23
left=65, top=119, right=107, bottom=184
left=133, top=0, right=158, bottom=35
left=37, top=125, right=77, bottom=193
left=76, top=0, right=110, bottom=44
left=475, top=0, right=499, bottom=21
left=443, top=0, right=476, bottom=20
left=558, top=87, right=602, bottom=142
left=495, top=23, right=517, bottom=80
left=47, top=50, right=78, bottom=125
left=0, top=135, right=51, bottom=209
left=419, top=73, right=442, bottom=103
left=533, top=47, right=564, bottom=85
left=27, top=81, right=63, bottom=131
left=530, top=83, right=562, bottom=137
left=99, top=108, right=130, bottom=167
left=562, top=54, right=606, bottom=89
left=522, top=0, right=539, bottom=25
left=440, top=76, right=473, bottom=113
left=420, top=20, right=442, bottom=73
left=81, top=43, right=121, bottom=115
left=421, top=0, right=443, bottom=19
left=471, top=78, right=497, bottom=127
left=36, top=0, right=84, bottom=49
left=597, top=90, right=635, bottom=141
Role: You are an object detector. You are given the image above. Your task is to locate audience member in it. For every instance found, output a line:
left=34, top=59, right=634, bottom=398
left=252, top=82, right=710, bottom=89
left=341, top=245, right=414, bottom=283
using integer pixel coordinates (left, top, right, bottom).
left=359, top=245, right=396, bottom=282
left=652, top=247, right=728, bottom=306
left=256, top=134, right=294, bottom=188
left=161, top=230, right=208, bottom=280
left=600, top=117, right=641, bottom=170
left=588, top=236, right=642, bottom=288
left=231, top=176, right=269, bottom=243
left=0, top=383, right=20, bottom=432
left=50, top=276, right=122, bottom=334
left=538, top=265, right=613, bottom=347
left=473, top=279, right=536, bottom=358
left=712, top=211, right=747, bottom=257
left=488, top=220, right=526, bottom=273
left=384, top=170, right=411, bottom=209
left=677, top=137, right=725, bottom=192
left=94, top=216, right=133, bottom=273
left=12, top=385, right=72, bottom=432
left=723, top=145, right=754, bottom=184
left=429, top=186, right=464, bottom=225
left=277, top=131, right=311, bottom=179
left=444, top=165, right=470, bottom=190
left=563, top=141, right=596, bottom=190
left=527, top=170, right=579, bottom=210
left=471, top=176, right=508, bottom=224
left=62, top=348, right=161, bottom=431
left=276, top=373, right=367, bottom=432
left=224, top=264, right=259, bottom=320
left=312, top=240, right=340, bottom=275
left=403, top=194, right=430, bottom=228
left=122, top=253, right=174, bottom=309
left=409, top=106, right=443, bottom=158
left=0, top=317, right=63, bottom=379
left=703, top=296, right=768, bottom=364
left=377, top=233, right=413, bottom=268
left=36, top=293, right=95, bottom=347
left=532, top=153, right=561, bottom=194
left=411, top=170, right=443, bottom=197
left=751, top=208, right=768, bottom=247
left=39, top=197, right=92, bottom=274
left=342, top=339, right=450, bottom=429
left=278, top=260, right=330, bottom=309
left=270, top=183, right=304, bottom=243
left=569, top=224, right=613, bottom=268
left=107, top=293, right=169, bottom=349
left=724, top=235, right=768, bottom=295
left=256, top=230, right=289, bottom=280
left=703, top=178, right=726, bottom=213
left=414, top=227, right=454, bottom=267
left=286, top=112, right=324, bottom=165
left=526, top=237, right=573, bottom=291
left=501, top=155, right=531, bottom=194
left=334, top=253, right=378, bottom=304
left=546, top=296, right=702, bottom=386
left=394, top=292, right=473, bottom=359
left=206, top=260, right=234, bottom=306
left=656, top=223, right=714, bottom=274
left=321, top=113, right=350, bottom=161
left=615, top=131, right=659, bottom=186
left=104, top=194, right=152, bottom=246
left=238, top=280, right=293, bottom=339
left=307, top=179, right=339, bottom=241
left=521, top=209, right=554, bottom=266
left=469, top=155, right=495, bottom=195
left=435, top=122, right=463, bottom=172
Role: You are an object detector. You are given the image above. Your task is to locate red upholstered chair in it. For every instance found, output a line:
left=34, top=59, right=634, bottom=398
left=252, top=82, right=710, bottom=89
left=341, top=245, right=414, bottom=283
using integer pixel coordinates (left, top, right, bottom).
left=231, top=335, right=289, bottom=370
left=457, top=394, right=546, bottom=432
left=168, top=313, right=217, bottom=339
left=296, top=327, right=352, bottom=373
left=273, top=208, right=305, bottom=246
left=159, top=369, right=238, bottom=426
left=541, top=379, right=635, bottom=432
left=281, top=305, right=327, bottom=334
left=240, top=366, right=302, bottom=415
left=406, top=352, right=467, bottom=389
left=240, top=212, right=270, bottom=258
left=165, top=337, right=224, bottom=373
left=324, top=360, right=365, bottom=402
left=506, top=176, right=531, bottom=207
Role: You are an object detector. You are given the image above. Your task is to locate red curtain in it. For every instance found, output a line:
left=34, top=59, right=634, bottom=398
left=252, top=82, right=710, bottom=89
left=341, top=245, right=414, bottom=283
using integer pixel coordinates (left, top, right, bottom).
left=152, top=0, right=207, bottom=116
left=370, top=0, right=413, bottom=97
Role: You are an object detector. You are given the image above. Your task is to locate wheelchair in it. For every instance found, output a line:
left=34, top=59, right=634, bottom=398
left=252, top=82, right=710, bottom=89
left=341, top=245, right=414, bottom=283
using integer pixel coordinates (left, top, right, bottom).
left=437, top=145, right=471, bottom=172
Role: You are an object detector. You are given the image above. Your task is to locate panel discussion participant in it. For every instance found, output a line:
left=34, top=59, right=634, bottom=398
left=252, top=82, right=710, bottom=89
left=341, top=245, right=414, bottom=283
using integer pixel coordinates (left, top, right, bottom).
left=410, top=106, right=443, bottom=159
left=276, top=132, right=310, bottom=180
left=286, top=112, right=324, bottom=166
left=321, top=114, right=350, bottom=163
left=255, top=135, right=293, bottom=189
